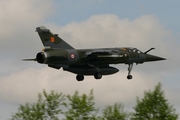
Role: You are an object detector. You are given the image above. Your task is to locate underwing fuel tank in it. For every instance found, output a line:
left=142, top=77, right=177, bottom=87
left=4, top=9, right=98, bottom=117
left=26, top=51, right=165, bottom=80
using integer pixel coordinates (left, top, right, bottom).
left=63, top=66, right=119, bottom=75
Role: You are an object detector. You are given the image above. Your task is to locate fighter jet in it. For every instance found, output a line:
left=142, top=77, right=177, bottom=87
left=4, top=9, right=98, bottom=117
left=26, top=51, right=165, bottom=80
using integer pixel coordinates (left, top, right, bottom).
left=24, top=26, right=166, bottom=81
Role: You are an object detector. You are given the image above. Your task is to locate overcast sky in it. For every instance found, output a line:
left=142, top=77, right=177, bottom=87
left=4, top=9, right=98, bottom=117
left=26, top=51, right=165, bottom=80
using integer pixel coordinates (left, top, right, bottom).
left=0, top=0, right=180, bottom=119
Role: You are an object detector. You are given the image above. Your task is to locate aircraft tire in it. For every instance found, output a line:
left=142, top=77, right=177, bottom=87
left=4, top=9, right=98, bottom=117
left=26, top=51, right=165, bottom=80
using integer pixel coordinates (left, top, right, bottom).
left=127, top=75, right=133, bottom=79
left=94, top=72, right=102, bottom=79
left=76, top=75, right=84, bottom=81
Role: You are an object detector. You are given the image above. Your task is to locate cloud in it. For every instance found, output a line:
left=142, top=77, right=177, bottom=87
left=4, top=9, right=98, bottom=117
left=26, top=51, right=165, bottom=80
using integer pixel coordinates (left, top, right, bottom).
left=0, top=1, right=52, bottom=118
left=51, top=15, right=170, bottom=49
left=0, top=0, right=52, bottom=32
left=0, top=0, right=53, bottom=57
left=0, top=0, right=54, bottom=79
left=0, top=66, right=159, bottom=106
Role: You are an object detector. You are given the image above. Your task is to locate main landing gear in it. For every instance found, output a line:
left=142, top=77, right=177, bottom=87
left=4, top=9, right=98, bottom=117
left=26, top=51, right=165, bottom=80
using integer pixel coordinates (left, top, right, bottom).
left=76, top=72, right=102, bottom=81
left=127, top=64, right=133, bottom=79
left=76, top=74, right=84, bottom=81
left=94, top=72, right=102, bottom=79
left=88, top=63, right=102, bottom=80
left=76, top=64, right=102, bottom=81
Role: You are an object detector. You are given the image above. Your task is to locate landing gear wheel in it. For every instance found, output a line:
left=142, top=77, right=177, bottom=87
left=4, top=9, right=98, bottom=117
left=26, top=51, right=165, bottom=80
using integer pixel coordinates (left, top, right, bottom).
left=94, top=72, right=102, bottom=79
left=76, top=75, right=84, bottom=81
left=127, top=75, right=133, bottom=79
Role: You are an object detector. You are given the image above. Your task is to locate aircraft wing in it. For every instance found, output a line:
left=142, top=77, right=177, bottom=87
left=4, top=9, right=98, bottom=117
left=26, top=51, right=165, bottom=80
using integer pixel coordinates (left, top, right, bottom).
left=85, top=49, right=118, bottom=56
left=81, top=49, right=119, bottom=62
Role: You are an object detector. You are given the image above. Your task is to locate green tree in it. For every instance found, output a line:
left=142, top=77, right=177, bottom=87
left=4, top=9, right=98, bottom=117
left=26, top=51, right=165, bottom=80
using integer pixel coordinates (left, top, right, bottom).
left=63, top=89, right=98, bottom=120
left=11, top=90, right=66, bottom=120
left=101, top=103, right=129, bottom=120
left=131, top=83, right=178, bottom=120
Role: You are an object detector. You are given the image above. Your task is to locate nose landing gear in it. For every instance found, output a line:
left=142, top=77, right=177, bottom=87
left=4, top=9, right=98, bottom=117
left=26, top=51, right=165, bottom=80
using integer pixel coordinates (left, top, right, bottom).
left=127, top=64, right=133, bottom=79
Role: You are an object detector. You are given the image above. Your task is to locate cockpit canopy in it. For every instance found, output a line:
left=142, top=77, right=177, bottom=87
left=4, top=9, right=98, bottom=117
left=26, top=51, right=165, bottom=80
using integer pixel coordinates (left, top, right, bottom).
left=120, top=47, right=143, bottom=53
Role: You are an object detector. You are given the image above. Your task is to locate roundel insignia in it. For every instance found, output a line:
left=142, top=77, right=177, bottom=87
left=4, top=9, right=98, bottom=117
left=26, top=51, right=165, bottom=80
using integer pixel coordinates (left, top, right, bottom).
left=70, top=54, right=75, bottom=59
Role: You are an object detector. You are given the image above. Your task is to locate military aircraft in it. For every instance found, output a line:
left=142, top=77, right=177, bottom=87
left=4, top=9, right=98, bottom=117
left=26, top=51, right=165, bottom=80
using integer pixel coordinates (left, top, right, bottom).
left=23, top=26, right=166, bottom=81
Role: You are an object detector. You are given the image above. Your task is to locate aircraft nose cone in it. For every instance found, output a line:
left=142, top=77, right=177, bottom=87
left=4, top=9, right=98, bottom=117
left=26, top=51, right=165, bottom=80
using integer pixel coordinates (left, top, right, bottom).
left=146, top=54, right=166, bottom=62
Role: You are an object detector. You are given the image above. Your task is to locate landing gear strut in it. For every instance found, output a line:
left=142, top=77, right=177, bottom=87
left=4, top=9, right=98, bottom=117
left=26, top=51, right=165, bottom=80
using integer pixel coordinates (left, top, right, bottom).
left=88, top=63, right=102, bottom=80
left=127, top=64, right=133, bottom=79
left=76, top=75, right=84, bottom=81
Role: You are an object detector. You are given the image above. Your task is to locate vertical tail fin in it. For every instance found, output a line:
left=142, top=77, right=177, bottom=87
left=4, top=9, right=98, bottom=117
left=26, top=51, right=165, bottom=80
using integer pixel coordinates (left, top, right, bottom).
left=36, top=26, right=74, bottom=49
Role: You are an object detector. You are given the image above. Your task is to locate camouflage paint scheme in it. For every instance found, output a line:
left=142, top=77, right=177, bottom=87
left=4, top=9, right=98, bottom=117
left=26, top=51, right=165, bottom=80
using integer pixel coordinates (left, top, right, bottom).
left=24, top=26, right=166, bottom=81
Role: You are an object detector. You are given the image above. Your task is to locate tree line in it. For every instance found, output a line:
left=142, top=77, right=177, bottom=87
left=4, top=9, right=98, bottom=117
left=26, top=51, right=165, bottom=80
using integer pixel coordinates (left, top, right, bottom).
left=10, top=83, right=178, bottom=120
